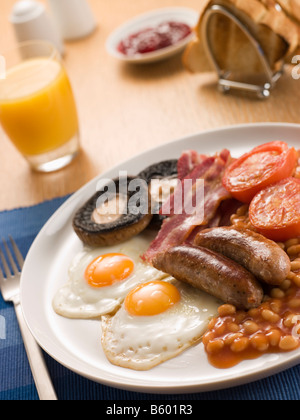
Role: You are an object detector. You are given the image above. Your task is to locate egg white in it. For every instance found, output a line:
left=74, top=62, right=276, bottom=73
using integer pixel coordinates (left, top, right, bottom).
left=52, top=235, right=168, bottom=319
left=101, top=279, right=221, bottom=371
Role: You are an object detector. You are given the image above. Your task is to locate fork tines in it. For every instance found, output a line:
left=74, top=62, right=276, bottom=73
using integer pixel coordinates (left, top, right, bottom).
left=0, top=237, right=23, bottom=278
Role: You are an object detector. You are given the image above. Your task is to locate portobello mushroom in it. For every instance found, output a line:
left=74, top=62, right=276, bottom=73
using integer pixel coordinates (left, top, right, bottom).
left=138, top=160, right=178, bottom=229
left=73, top=176, right=153, bottom=247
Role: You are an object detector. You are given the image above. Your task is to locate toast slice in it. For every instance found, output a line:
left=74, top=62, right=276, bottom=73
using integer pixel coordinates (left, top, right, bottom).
left=183, top=0, right=299, bottom=75
left=276, top=0, right=300, bottom=21
left=272, top=0, right=300, bottom=53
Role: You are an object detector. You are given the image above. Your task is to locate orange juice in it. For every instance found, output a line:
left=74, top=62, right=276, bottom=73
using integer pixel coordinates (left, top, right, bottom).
left=0, top=58, right=79, bottom=156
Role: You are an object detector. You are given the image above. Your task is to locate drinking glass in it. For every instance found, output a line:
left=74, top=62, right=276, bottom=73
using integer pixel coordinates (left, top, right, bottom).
left=0, top=40, right=80, bottom=172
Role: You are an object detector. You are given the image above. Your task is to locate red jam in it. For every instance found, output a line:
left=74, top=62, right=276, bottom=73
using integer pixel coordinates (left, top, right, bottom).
left=118, top=21, right=192, bottom=56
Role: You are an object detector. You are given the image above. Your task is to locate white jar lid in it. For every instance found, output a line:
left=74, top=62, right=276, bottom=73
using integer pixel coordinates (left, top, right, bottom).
left=10, top=0, right=44, bottom=24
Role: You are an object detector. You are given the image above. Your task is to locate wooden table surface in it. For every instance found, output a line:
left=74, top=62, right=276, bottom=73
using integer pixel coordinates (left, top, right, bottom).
left=1, top=0, right=300, bottom=211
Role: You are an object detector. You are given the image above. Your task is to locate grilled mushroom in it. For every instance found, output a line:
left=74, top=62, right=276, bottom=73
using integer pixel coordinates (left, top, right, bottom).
left=73, top=176, right=152, bottom=247
left=138, top=160, right=178, bottom=229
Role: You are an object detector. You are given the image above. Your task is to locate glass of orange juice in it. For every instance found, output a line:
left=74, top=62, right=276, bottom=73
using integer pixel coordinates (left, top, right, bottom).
left=0, top=40, right=80, bottom=172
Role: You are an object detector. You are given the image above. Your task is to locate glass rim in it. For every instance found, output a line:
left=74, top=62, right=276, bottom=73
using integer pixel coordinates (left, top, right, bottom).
left=0, top=40, right=63, bottom=101
left=0, top=39, right=60, bottom=63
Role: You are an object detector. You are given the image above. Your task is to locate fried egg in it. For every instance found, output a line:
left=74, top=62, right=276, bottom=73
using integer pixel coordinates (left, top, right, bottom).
left=52, top=235, right=167, bottom=319
left=101, top=279, right=220, bottom=370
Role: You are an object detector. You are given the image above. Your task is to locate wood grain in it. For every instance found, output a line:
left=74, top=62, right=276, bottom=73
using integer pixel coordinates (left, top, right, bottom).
left=0, top=0, right=299, bottom=211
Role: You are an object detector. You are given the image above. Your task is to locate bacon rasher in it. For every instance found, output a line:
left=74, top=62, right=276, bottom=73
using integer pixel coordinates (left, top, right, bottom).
left=142, top=149, right=232, bottom=263
left=177, top=150, right=208, bottom=180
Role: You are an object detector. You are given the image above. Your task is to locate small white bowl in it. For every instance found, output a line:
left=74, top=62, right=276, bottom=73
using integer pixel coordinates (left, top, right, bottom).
left=106, top=7, right=199, bottom=64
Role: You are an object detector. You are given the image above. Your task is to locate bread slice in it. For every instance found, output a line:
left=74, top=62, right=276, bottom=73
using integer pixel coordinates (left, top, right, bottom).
left=272, top=0, right=300, bottom=53
left=260, top=0, right=299, bottom=56
left=276, top=0, right=300, bottom=21
left=183, top=38, right=214, bottom=73
left=183, top=0, right=299, bottom=75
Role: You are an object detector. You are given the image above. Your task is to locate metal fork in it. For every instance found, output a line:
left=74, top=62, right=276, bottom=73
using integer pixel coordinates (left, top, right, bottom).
left=0, top=237, right=57, bottom=401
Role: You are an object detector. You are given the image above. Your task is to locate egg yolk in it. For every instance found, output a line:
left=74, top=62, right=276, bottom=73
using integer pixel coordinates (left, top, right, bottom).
left=85, top=253, right=135, bottom=288
left=125, top=281, right=181, bottom=317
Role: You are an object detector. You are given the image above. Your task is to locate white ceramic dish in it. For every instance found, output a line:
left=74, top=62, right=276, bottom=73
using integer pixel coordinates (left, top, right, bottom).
left=21, top=123, right=300, bottom=394
left=105, top=7, right=199, bottom=64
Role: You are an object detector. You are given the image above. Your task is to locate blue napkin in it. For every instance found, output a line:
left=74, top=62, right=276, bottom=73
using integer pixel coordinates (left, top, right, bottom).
left=0, top=196, right=299, bottom=401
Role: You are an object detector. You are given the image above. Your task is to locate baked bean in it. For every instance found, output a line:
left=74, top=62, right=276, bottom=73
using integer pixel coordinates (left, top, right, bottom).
left=230, top=337, right=249, bottom=353
left=269, top=300, right=282, bottom=314
left=218, top=304, right=236, bottom=317
left=289, top=299, right=300, bottom=309
left=287, top=245, right=300, bottom=257
left=284, top=314, right=297, bottom=328
left=251, top=334, right=269, bottom=352
left=287, top=271, right=297, bottom=281
left=291, top=260, right=300, bottom=271
left=243, top=320, right=259, bottom=334
left=279, top=336, right=299, bottom=351
left=267, top=329, right=281, bottom=347
left=202, top=331, right=215, bottom=346
left=206, top=339, right=224, bottom=354
left=248, top=308, right=260, bottom=318
left=292, top=275, right=300, bottom=288
left=280, top=280, right=292, bottom=291
left=261, top=309, right=280, bottom=324
left=270, top=288, right=285, bottom=299
left=214, top=322, right=226, bottom=336
left=225, top=333, right=243, bottom=346
left=285, top=239, right=299, bottom=249
left=228, top=323, right=240, bottom=333
left=208, top=318, right=217, bottom=330
left=235, top=311, right=247, bottom=324
left=236, top=205, right=249, bottom=216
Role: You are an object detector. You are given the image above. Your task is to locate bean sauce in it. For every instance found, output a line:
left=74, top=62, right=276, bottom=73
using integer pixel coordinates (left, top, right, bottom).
left=203, top=282, right=300, bottom=369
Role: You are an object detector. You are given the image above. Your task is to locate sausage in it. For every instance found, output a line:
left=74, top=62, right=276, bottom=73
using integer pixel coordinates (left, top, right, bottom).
left=194, top=226, right=291, bottom=286
left=152, top=245, right=264, bottom=310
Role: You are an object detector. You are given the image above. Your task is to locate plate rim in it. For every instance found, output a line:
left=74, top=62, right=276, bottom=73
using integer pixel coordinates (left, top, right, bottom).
left=20, top=122, right=300, bottom=394
left=105, top=6, right=199, bottom=63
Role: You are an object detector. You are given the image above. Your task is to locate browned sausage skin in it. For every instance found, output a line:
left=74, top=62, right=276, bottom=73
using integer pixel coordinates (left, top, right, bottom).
left=152, top=245, right=264, bottom=310
left=194, top=226, right=291, bottom=286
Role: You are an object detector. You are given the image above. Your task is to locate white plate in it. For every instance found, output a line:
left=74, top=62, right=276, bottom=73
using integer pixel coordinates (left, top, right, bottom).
left=106, top=7, right=199, bottom=64
left=21, top=123, right=300, bottom=394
